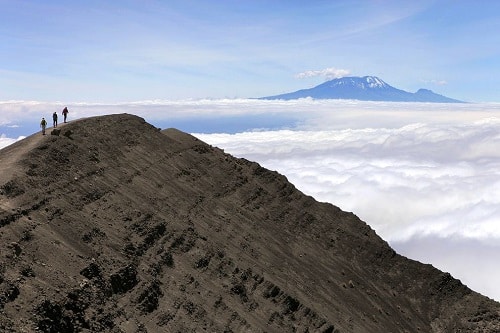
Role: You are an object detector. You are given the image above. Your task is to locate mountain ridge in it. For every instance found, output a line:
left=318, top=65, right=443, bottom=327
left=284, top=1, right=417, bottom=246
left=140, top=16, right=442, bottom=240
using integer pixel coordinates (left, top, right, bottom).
left=260, top=76, right=465, bottom=103
left=0, top=114, right=498, bottom=332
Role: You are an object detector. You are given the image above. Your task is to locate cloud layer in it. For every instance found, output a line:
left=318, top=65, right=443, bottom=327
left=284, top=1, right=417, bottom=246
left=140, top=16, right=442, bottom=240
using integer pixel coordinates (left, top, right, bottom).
left=196, top=118, right=500, bottom=301
left=1, top=99, right=500, bottom=301
left=196, top=119, right=500, bottom=243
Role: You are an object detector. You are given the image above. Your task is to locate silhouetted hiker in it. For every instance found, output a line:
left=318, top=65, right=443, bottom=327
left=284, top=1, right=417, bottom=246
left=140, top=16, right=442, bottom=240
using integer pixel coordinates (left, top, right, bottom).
left=53, top=112, right=58, bottom=128
left=40, top=117, right=47, bottom=135
left=62, top=107, right=69, bottom=123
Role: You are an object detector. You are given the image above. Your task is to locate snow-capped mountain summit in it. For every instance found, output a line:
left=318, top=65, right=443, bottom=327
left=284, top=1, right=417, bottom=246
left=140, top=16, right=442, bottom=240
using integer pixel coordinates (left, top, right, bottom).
left=331, top=76, right=389, bottom=89
left=260, top=76, right=464, bottom=103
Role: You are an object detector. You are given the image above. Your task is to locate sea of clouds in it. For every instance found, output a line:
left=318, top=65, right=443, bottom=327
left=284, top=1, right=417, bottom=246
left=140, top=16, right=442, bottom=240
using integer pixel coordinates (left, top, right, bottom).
left=1, top=99, right=499, bottom=301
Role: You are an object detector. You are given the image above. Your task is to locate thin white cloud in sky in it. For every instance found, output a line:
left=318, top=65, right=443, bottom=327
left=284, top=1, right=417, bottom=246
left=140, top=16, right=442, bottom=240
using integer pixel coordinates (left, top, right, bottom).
left=1, top=99, right=500, bottom=302
left=295, top=68, right=351, bottom=80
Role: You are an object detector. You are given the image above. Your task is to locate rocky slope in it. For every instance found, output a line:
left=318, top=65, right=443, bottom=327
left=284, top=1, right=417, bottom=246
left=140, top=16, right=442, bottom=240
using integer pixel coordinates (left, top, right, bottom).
left=0, top=114, right=498, bottom=332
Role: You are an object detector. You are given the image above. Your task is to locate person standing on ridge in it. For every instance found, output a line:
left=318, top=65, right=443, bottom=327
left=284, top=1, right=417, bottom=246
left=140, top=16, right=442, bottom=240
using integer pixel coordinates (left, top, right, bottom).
left=62, top=107, right=69, bottom=123
left=40, top=117, right=47, bottom=135
left=53, top=112, right=58, bottom=128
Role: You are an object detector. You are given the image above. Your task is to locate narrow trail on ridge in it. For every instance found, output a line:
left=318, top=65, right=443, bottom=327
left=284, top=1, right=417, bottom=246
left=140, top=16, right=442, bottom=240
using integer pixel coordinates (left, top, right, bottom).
left=0, top=122, right=70, bottom=183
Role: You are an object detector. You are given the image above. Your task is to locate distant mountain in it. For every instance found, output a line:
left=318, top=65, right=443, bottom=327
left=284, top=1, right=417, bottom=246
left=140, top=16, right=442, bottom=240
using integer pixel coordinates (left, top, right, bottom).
left=260, top=76, right=465, bottom=103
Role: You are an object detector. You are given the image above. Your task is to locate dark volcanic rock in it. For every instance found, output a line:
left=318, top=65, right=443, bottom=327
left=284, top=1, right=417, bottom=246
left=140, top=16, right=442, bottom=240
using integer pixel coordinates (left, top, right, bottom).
left=0, top=113, right=498, bottom=332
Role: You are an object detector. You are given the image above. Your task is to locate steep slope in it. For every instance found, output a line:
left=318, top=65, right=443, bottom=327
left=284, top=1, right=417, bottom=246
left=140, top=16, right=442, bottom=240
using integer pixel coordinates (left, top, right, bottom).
left=0, top=114, right=498, bottom=332
left=260, top=76, right=464, bottom=103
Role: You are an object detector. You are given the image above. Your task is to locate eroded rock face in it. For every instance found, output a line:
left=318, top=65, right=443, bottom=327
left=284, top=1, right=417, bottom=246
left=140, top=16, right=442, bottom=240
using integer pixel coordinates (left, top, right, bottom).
left=0, top=114, right=499, bottom=333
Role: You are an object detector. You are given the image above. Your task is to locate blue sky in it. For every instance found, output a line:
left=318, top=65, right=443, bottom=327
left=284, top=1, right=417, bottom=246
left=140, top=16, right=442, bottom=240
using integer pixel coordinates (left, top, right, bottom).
left=1, top=0, right=499, bottom=102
